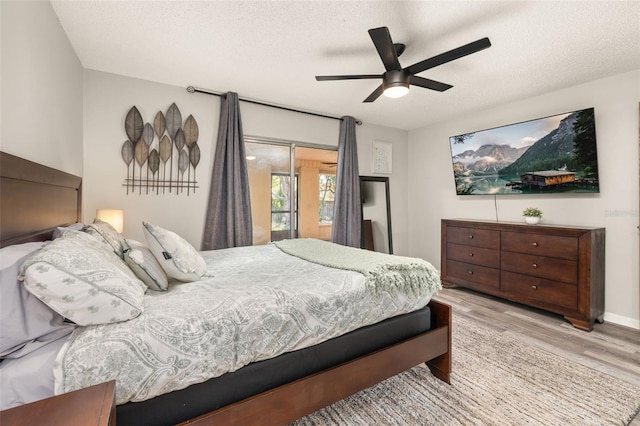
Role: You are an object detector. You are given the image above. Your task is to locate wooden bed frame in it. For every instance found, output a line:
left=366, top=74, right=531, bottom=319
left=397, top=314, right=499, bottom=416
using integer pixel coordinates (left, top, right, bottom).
left=0, top=151, right=451, bottom=425
left=0, top=152, right=82, bottom=247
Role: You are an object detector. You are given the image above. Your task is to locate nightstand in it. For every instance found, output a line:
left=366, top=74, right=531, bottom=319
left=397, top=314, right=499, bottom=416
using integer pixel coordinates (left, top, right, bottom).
left=0, top=381, right=115, bottom=425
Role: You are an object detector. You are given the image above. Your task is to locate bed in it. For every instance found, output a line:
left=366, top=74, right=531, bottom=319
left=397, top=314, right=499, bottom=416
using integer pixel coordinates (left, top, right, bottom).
left=0, top=151, right=451, bottom=425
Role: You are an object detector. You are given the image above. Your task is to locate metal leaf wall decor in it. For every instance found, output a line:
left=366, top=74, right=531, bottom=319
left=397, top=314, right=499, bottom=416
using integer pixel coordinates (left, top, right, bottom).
left=121, top=103, right=200, bottom=195
left=121, top=140, right=134, bottom=194
left=142, top=123, right=154, bottom=146
left=165, top=103, right=182, bottom=139
left=125, top=106, right=143, bottom=143
left=183, top=115, right=199, bottom=149
left=153, top=111, right=166, bottom=140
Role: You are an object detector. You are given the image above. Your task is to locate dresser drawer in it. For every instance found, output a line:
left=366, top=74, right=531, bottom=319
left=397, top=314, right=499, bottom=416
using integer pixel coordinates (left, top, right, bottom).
left=447, top=226, right=499, bottom=249
left=501, top=271, right=577, bottom=310
left=501, top=231, right=578, bottom=260
left=445, top=260, right=500, bottom=289
left=447, top=243, right=500, bottom=268
left=501, top=252, right=578, bottom=284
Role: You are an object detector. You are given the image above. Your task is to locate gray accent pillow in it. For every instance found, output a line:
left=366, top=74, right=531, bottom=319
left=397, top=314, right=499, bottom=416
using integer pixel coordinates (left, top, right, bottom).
left=123, top=239, right=169, bottom=291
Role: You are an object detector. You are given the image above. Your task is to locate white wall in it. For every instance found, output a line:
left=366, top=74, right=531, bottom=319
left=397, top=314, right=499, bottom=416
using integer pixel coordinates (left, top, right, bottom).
left=408, top=70, right=640, bottom=328
left=356, top=123, right=409, bottom=255
left=1, top=1, right=83, bottom=176
left=83, top=70, right=410, bottom=253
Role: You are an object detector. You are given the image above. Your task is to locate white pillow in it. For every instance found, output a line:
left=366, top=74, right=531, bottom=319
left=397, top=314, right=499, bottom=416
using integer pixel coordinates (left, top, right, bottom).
left=52, top=223, right=85, bottom=240
left=19, top=231, right=147, bottom=326
left=142, top=222, right=206, bottom=282
left=84, top=218, right=126, bottom=258
left=123, top=239, right=169, bottom=291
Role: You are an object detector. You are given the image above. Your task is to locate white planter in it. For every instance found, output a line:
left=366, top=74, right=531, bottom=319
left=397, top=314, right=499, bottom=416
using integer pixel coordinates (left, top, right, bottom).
left=524, top=216, right=540, bottom=225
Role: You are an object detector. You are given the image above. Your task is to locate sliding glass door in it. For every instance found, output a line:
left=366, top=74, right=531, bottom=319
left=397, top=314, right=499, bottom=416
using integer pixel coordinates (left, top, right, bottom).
left=245, top=141, right=294, bottom=244
left=245, top=138, right=337, bottom=245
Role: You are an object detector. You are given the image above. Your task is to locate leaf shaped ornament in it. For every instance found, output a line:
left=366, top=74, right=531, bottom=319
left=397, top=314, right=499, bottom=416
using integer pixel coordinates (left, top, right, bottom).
left=178, top=150, right=189, bottom=175
left=134, top=140, right=149, bottom=167
left=125, top=106, right=143, bottom=143
left=121, top=140, right=134, bottom=165
left=159, top=135, right=172, bottom=163
left=165, top=103, right=182, bottom=139
left=148, top=149, right=160, bottom=174
left=183, top=115, right=199, bottom=149
left=174, top=128, right=186, bottom=152
left=142, top=123, right=154, bottom=146
left=153, top=111, right=166, bottom=139
left=189, top=143, right=201, bottom=168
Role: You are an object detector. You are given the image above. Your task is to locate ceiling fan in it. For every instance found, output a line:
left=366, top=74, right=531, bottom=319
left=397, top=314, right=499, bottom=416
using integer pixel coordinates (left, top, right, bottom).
left=315, top=27, right=491, bottom=103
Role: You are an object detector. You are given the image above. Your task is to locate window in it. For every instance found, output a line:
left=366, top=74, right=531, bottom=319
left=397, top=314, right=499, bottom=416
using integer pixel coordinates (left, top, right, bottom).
left=319, top=173, right=335, bottom=224
left=271, top=173, right=297, bottom=241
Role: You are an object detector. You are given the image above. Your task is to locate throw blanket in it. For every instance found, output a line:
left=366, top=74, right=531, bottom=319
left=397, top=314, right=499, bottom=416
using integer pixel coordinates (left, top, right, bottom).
left=274, top=239, right=442, bottom=297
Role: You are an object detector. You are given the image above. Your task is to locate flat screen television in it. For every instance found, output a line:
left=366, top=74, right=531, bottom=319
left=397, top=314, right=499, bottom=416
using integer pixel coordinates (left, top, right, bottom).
left=449, top=107, right=599, bottom=195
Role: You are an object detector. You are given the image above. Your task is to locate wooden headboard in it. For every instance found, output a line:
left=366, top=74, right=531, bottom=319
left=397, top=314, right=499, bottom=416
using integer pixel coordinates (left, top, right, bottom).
left=0, top=152, right=82, bottom=248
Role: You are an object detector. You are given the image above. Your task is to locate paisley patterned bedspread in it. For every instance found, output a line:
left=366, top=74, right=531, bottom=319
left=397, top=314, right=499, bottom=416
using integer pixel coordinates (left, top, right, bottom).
left=53, top=243, right=441, bottom=404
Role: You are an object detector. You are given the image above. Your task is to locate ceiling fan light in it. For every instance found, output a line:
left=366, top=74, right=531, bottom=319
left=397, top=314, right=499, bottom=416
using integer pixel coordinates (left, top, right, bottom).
left=383, top=83, right=409, bottom=98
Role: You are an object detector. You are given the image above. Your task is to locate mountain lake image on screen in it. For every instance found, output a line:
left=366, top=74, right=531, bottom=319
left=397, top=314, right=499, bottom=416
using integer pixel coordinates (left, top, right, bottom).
left=449, top=108, right=599, bottom=196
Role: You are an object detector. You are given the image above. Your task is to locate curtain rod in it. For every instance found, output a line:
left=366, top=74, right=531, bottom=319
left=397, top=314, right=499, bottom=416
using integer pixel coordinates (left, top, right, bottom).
left=186, top=86, right=362, bottom=126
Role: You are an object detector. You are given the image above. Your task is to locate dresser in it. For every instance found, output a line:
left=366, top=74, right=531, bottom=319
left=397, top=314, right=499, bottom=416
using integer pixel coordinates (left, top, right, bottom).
left=441, top=219, right=605, bottom=331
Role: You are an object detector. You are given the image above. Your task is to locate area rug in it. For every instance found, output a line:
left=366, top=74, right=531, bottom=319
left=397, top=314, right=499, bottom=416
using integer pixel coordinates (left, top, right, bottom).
left=292, top=316, right=640, bottom=425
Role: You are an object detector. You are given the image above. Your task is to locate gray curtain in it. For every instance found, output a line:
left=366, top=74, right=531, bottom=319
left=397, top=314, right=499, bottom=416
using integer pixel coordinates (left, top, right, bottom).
left=202, top=92, right=253, bottom=250
left=331, top=116, right=362, bottom=247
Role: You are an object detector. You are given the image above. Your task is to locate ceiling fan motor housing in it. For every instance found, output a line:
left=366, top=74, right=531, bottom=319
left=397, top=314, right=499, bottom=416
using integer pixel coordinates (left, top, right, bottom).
left=383, top=70, right=410, bottom=97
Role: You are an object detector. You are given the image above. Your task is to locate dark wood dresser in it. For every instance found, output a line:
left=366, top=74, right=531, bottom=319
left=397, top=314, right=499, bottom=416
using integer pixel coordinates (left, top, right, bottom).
left=441, top=219, right=605, bottom=331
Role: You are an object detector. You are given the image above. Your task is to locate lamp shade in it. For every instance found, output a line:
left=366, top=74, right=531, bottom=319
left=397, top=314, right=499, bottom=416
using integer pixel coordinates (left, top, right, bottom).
left=96, top=209, right=124, bottom=233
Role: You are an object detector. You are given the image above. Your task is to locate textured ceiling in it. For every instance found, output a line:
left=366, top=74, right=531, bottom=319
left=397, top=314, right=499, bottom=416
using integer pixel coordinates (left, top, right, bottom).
left=51, top=1, right=640, bottom=130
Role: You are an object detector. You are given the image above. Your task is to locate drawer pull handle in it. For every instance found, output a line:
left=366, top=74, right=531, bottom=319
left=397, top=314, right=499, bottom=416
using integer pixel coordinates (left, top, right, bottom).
left=469, top=252, right=474, bottom=257
left=532, top=263, right=538, bottom=268
left=468, top=235, right=474, bottom=239
left=532, top=242, right=539, bottom=247
left=531, top=285, right=538, bottom=290
left=468, top=270, right=474, bottom=275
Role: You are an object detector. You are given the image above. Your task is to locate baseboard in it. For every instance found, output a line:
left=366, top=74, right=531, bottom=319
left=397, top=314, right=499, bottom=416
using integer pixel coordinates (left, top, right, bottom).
left=603, top=312, right=640, bottom=330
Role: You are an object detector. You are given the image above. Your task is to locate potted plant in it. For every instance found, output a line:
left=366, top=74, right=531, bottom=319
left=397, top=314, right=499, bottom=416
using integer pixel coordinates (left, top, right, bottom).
left=523, top=207, right=543, bottom=224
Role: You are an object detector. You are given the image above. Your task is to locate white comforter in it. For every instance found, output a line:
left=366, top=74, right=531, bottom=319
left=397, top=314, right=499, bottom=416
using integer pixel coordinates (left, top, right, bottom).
left=54, top=243, right=441, bottom=404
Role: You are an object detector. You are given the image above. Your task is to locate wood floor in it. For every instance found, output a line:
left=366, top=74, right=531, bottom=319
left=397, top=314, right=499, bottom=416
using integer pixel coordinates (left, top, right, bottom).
left=433, top=287, right=640, bottom=425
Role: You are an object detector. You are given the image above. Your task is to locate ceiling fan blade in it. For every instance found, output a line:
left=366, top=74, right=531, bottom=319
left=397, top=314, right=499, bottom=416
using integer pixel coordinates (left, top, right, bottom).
left=368, top=27, right=402, bottom=72
left=363, top=84, right=385, bottom=103
left=315, top=74, right=381, bottom=81
left=410, top=75, right=453, bottom=92
left=407, top=37, right=491, bottom=75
